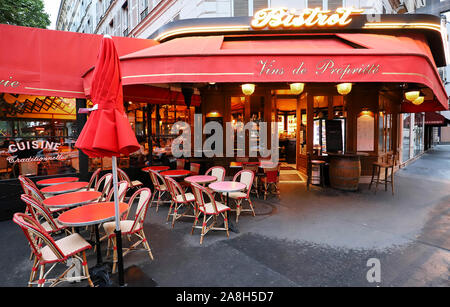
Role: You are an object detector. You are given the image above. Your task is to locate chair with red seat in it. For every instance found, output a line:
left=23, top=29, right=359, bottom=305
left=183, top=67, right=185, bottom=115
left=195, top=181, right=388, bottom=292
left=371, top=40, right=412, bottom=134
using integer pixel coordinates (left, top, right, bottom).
left=13, top=213, right=93, bottom=287
left=260, top=163, right=281, bottom=200
left=103, top=188, right=154, bottom=273
left=190, top=182, right=231, bottom=244
left=165, top=176, right=197, bottom=228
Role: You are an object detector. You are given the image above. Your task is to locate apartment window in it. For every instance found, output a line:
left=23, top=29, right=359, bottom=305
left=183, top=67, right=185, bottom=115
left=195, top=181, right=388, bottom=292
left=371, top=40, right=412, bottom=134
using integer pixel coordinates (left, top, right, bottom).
left=139, top=0, right=149, bottom=21
left=233, top=0, right=269, bottom=17
left=122, top=1, right=129, bottom=37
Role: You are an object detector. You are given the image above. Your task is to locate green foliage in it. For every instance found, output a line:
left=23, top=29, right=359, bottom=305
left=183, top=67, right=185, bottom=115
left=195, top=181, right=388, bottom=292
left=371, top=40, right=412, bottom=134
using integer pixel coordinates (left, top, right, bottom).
left=0, top=0, right=50, bottom=29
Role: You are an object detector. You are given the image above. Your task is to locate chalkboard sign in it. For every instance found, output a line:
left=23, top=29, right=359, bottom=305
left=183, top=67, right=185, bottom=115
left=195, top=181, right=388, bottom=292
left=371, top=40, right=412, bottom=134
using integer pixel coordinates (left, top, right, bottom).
left=325, top=120, right=343, bottom=153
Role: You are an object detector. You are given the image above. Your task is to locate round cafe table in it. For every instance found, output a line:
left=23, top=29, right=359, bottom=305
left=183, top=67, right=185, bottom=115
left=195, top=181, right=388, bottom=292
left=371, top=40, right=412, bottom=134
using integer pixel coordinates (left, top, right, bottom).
left=208, top=181, right=246, bottom=233
left=40, top=181, right=89, bottom=195
left=160, top=170, right=191, bottom=178
left=58, top=202, right=129, bottom=266
left=36, top=176, right=79, bottom=186
left=43, top=191, right=102, bottom=209
left=141, top=165, right=170, bottom=172
left=184, top=175, right=217, bottom=185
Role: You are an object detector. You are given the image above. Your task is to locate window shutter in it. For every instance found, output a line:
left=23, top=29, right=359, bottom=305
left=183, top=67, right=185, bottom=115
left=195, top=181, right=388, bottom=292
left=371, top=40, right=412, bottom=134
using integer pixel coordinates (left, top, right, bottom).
left=327, top=0, right=343, bottom=11
left=253, top=0, right=268, bottom=13
left=308, top=0, right=323, bottom=9
left=234, top=0, right=249, bottom=17
left=130, top=0, right=138, bottom=29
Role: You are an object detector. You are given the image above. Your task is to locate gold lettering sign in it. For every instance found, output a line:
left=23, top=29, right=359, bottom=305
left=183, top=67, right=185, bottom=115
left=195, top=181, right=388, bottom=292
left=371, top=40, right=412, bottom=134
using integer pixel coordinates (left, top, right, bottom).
left=251, top=7, right=364, bottom=30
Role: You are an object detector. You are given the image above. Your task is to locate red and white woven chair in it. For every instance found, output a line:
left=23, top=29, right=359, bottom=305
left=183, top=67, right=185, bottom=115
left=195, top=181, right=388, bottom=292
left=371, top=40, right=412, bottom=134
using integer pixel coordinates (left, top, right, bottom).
left=103, top=188, right=154, bottom=273
left=204, top=166, right=226, bottom=197
left=118, top=167, right=143, bottom=190
left=21, top=182, right=65, bottom=215
left=21, top=194, right=69, bottom=235
left=165, top=176, right=196, bottom=228
left=95, top=173, right=113, bottom=201
left=105, top=180, right=129, bottom=203
left=224, top=169, right=255, bottom=223
left=190, top=182, right=231, bottom=244
left=148, top=169, right=170, bottom=212
left=86, top=168, right=101, bottom=192
left=13, top=213, right=93, bottom=287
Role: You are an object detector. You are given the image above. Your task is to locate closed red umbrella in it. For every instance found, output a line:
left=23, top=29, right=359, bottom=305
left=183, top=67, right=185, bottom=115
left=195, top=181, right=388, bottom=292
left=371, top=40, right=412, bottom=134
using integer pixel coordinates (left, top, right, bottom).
left=76, top=35, right=139, bottom=286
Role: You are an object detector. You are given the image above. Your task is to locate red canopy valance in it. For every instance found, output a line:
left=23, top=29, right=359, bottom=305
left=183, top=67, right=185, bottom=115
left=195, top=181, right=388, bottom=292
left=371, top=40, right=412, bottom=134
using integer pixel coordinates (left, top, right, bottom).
left=85, top=33, right=448, bottom=112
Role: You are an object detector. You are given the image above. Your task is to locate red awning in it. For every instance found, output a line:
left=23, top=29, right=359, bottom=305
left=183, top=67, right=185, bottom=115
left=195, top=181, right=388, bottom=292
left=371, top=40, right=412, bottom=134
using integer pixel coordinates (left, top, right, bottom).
left=90, top=33, right=447, bottom=112
left=0, top=24, right=157, bottom=99
left=425, top=112, right=449, bottom=126
left=121, top=84, right=201, bottom=106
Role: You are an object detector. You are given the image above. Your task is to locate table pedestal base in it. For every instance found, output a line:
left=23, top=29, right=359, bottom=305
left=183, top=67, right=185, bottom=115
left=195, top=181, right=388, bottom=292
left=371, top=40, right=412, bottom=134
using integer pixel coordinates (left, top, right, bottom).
left=89, top=263, right=112, bottom=287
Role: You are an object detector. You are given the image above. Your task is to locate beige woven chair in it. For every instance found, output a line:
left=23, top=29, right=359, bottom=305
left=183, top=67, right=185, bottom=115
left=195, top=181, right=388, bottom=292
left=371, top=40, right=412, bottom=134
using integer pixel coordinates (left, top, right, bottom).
left=148, top=169, right=170, bottom=212
left=13, top=213, right=93, bottom=287
left=105, top=180, right=129, bottom=203
left=191, top=182, right=231, bottom=244
left=165, top=176, right=196, bottom=228
left=103, top=188, right=154, bottom=273
left=118, top=167, right=143, bottom=190
left=21, top=194, right=69, bottom=235
left=224, top=170, right=255, bottom=223
left=86, top=168, right=101, bottom=191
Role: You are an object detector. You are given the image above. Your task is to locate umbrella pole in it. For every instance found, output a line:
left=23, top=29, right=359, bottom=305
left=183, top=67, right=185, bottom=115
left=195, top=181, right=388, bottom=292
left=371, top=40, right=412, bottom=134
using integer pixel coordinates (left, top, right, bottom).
left=112, top=156, right=125, bottom=286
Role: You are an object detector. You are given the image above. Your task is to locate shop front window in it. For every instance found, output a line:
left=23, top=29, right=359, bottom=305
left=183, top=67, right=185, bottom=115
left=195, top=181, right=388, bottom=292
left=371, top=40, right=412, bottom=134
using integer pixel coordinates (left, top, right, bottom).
left=414, top=112, right=424, bottom=156
left=402, top=114, right=411, bottom=163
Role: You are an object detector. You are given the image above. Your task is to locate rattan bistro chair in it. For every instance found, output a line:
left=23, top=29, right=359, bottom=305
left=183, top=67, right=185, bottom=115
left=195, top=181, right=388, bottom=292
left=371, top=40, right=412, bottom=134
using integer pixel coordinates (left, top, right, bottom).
left=224, top=170, right=256, bottom=223
left=118, top=167, right=143, bottom=190
left=190, top=182, right=231, bottom=244
left=105, top=180, right=129, bottom=203
left=13, top=213, right=93, bottom=287
left=148, top=169, right=170, bottom=212
left=165, top=176, right=197, bottom=228
left=103, top=188, right=154, bottom=273
left=86, top=168, right=101, bottom=192
left=21, top=194, right=69, bottom=235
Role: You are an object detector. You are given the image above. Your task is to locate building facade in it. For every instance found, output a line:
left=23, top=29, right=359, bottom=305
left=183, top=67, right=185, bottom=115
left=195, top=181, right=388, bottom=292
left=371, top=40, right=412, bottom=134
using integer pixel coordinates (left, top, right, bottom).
left=56, top=0, right=424, bottom=38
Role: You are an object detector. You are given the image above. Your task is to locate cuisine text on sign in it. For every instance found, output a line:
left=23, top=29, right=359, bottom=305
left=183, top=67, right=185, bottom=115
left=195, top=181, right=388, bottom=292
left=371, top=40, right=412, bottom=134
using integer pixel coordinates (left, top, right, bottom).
left=258, top=59, right=381, bottom=80
left=251, top=7, right=364, bottom=30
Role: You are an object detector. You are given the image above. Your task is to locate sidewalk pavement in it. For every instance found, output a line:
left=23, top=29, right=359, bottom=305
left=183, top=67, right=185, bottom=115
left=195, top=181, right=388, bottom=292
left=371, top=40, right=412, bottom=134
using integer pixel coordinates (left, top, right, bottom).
left=0, top=146, right=449, bottom=287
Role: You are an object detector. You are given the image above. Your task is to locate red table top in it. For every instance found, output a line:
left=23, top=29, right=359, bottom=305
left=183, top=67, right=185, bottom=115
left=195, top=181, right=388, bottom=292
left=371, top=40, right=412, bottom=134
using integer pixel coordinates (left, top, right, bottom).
left=184, top=175, right=217, bottom=184
left=57, top=202, right=129, bottom=227
left=208, top=181, right=246, bottom=193
left=43, top=191, right=102, bottom=208
left=36, top=177, right=79, bottom=186
left=160, top=170, right=191, bottom=177
left=141, top=166, right=170, bottom=172
left=41, top=181, right=88, bottom=194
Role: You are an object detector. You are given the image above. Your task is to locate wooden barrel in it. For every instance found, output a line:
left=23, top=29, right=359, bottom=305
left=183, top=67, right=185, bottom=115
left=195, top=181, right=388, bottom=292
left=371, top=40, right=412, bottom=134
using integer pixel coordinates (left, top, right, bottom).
left=329, top=154, right=361, bottom=191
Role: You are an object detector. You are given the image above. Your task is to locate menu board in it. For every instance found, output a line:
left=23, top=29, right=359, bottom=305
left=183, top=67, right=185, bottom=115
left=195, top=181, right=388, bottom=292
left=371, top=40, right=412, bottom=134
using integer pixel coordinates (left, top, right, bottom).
left=357, top=114, right=374, bottom=151
left=325, top=120, right=343, bottom=153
